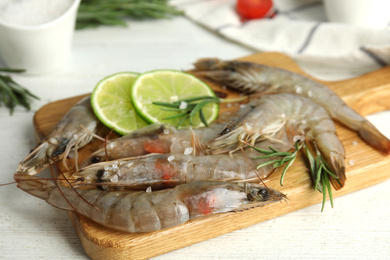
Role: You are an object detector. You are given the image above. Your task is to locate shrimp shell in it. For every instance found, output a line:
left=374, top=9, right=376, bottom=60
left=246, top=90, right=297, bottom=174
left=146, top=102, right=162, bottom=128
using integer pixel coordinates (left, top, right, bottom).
left=14, top=174, right=286, bottom=233
left=80, top=123, right=224, bottom=167
left=193, top=58, right=390, bottom=154
left=73, top=138, right=292, bottom=190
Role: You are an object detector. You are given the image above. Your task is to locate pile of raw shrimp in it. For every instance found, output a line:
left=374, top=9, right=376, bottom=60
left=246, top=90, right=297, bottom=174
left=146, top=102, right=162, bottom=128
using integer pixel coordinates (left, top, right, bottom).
left=13, top=58, right=390, bottom=233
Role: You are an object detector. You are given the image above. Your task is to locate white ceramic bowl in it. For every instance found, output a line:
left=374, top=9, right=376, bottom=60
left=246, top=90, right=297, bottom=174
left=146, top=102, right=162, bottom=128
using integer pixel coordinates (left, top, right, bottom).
left=0, top=0, right=81, bottom=75
left=324, top=0, right=390, bottom=29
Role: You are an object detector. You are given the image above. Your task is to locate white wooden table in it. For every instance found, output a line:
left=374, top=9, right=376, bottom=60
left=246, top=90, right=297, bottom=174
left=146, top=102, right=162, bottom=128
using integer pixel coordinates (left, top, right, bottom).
left=0, top=16, right=389, bottom=259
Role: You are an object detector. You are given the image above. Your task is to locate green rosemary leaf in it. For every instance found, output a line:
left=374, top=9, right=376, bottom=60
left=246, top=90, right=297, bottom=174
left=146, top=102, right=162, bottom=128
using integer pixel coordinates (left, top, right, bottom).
left=152, top=101, right=180, bottom=108
left=179, top=95, right=220, bottom=103
left=252, top=151, right=293, bottom=159
left=76, top=0, right=183, bottom=30
left=249, top=145, right=276, bottom=155
left=176, top=116, right=189, bottom=128
left=159, top=107, right=191, bottom=112
left=162, top=112, right=189, bottom=120
left=0, top=68, right=26, bottom=73
left=189, top=100, right=212, bottom=125
left=321, top=176, right=327, bottom=212
left=280, top=157, right=296, bottom=186
left=323, top=173, right=334, bottom=209
left=314, top=164, right=323, bottom=192
left=304, top=146, right=316, bottom=176
left=199, top=108, right=208, bottom=127
left=256, top=159, right=281, bottom=169
left=0, top=70, right=39, bottom=114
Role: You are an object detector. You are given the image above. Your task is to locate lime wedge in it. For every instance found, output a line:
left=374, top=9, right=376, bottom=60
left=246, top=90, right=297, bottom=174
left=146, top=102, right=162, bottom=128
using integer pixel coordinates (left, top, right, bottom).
left=131, top=70, right=219, bottom=128
left=91, top=72, right=148, bottom=135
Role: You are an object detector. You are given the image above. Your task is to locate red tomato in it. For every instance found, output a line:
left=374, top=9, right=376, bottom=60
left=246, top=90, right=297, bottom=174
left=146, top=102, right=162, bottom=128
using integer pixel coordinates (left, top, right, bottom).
left=236, top=0, right=275, bottom=20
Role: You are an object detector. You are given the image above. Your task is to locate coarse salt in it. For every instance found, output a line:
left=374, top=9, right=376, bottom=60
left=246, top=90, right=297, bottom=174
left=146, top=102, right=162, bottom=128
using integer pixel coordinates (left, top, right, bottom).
left=110, top=175, right=119, bottom=183
left=184, top=147, right=193, bottom=155
left=295, top=85, right=302, bottom=94
left=0, top=0, right=74, bottom=26
left=167, top=155, right=175, bottom=162
left=179, top=101, right=188, bottom=109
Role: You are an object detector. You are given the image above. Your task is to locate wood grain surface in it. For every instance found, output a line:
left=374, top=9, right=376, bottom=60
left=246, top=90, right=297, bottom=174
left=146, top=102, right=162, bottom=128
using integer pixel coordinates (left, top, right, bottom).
left=33, top=53, right=390, bottom=260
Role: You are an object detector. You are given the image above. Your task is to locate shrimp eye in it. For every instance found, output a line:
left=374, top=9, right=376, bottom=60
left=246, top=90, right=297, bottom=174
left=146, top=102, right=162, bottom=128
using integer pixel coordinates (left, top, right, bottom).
left=258, top=188, right=269, bottom=200
left=226, top=64, right=236, bottom=72
left=96, top=169, right=105, bottom=182
left=97, top=185, right=107, bottom=191
left=220, top=127, right=231, bottom=136
left=90, top=156, right=101, bottom=164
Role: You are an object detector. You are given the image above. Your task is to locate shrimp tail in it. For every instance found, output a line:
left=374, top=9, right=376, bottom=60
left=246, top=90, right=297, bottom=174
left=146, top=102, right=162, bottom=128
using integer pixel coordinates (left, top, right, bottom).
left=358, top=121, right=390, bottom=154
left=334, top=107, right=390, bottom=154
left=328, top=152, right=346, bottom=190
left=193, top=58, right=221, bottom=71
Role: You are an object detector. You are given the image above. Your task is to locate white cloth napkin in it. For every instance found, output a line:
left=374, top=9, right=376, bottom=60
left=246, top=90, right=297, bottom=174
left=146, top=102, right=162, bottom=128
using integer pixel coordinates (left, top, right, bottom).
left=171, top=0, right=390, bottom=80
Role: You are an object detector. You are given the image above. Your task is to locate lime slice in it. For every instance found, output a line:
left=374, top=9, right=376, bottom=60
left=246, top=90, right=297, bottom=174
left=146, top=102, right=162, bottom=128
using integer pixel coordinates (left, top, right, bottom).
left=91, top=72, right=148, bottom=135
left=131, top=70, right=219, bottom=128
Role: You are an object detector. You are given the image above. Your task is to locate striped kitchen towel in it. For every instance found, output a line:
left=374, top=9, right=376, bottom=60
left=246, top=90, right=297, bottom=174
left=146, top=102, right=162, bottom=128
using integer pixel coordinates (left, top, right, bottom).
left=171, top=0, right=390, bottom=80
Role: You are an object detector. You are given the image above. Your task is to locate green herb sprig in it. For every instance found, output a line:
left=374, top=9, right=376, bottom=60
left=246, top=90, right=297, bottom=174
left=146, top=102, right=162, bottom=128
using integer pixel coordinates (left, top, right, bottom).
left=0, top=69, right=39, bottom=114
left=76, top=0, right=183, bottom=30
left=153, top=96, right=220, bottom=128
left=251, top=140, right=304, bottom=187
left=304, top=146, right=339, bottom=211
left=251, top=140, right=338, bottom=211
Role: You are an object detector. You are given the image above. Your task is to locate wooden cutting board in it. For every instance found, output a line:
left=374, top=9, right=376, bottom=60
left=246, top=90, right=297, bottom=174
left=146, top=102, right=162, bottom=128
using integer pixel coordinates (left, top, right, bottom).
left=33, top=53, right=390, bottom=260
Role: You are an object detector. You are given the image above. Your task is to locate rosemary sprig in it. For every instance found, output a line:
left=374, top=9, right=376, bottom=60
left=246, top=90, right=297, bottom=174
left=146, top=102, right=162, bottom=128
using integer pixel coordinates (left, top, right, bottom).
left=252, top=140, right=338, bottom=211
left=251, top=140, right=304, bottom=186
left=0, top=69, right=39, bottom=115
left=76, top=0, right=183, bottom=30
left=153, top=96, right=220, bottom=128
left=304, top=146, right=339, bottom=211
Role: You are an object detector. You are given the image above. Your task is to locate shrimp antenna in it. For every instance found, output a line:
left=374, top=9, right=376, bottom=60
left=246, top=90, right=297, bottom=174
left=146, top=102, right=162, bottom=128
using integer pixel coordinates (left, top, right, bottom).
left=0, top=181, right=17, bottom=186
left=48, top=160, right=79, bottom=213
left=240, top=145, right=284, bottom=203
left=104, top=128, right=115, bottom=162
left=50, top=157, right=101, bottom=213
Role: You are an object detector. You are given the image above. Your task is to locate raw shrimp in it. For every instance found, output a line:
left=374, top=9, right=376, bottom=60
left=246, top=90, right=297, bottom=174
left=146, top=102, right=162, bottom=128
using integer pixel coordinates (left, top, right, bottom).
left=16, top=97, right=100, bottom=175
left=73, top=128, right=292, bottom=190
left=80, top=123, right=224, bottom=167
left=206, top=93, right=346, bottom=189
left=14, top=174, right=286, bottom=233
left=193, top=58, right=390, bottom=154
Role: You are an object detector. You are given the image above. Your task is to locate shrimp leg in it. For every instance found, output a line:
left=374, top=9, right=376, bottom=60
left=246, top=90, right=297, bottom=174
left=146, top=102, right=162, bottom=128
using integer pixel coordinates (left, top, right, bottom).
left=14, top=174, right=286, bottom=233
left=193, top=58, right=390, bottom=154
left=16, top=96, right=100, bottom=175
